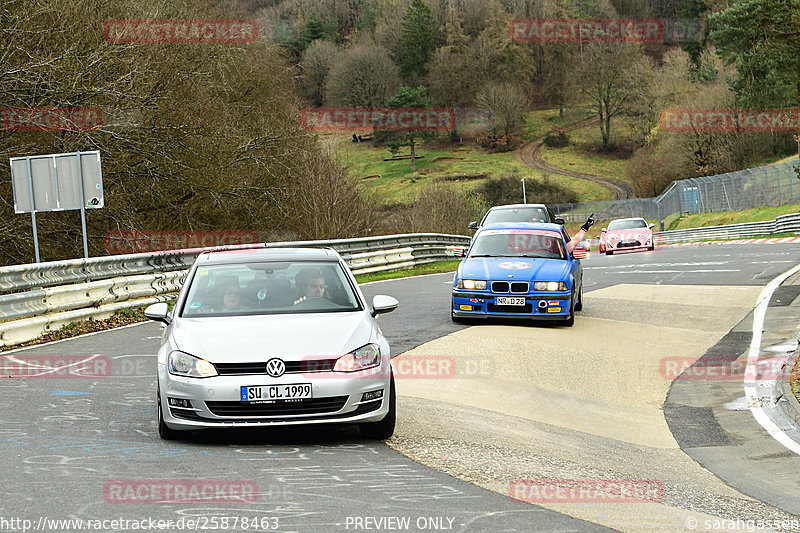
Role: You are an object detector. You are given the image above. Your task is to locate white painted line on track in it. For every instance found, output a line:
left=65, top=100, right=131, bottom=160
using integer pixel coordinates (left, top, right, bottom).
left=745, top=263, right=800, bottom=456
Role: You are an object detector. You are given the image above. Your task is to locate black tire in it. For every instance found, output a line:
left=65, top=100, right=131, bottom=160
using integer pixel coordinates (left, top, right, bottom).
left=648, top=244, right=655, bottom=251
left=574, top=282, right=583, bottom=312
left=360, top=374, right=396, bottom=440
left=606, top=250, right=613, bottom=256
left=562, top=292, right=575, bottom=327
left=157, top=387, right=181, bottom=440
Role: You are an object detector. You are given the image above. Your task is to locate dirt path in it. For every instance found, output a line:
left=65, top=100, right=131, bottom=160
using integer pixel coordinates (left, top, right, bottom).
left=517, top=115, right=636, bottom=200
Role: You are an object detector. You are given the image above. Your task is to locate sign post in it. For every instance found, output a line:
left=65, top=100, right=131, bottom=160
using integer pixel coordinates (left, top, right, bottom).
left=10, top=151, right=103, bottom=262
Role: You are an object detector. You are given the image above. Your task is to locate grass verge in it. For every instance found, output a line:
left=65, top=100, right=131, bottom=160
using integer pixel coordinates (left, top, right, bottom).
left=356, top=260, right=460, bottom=284
left=0, top=307, right=149, bottom=353
left=667, top=203, right=800, bottom=230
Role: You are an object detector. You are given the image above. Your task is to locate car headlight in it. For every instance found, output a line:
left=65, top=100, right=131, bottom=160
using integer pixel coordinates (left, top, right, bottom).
left=334, top=343, right=381, bottom=372
left=533, top=281, right=568, bottom=291
left=168, top=351, right=218, bottom=378
left=456, top=279, right=487, bottom=290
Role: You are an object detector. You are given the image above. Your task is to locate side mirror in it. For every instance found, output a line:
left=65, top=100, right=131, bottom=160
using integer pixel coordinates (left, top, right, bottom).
left=554, top=217, right=565, bottom=225
left=468, top=221, right=478, bottom=230
left=572, top=248, right=587, bottom=259
left=648, top=224, right=655, bottom=229
left=453, top=247, right=465, bottom=258
left=144, top=302, right=171, bottom=324
left=371, top=295, right=399, bottom=316
left=601, top=228, right=607, bottom=233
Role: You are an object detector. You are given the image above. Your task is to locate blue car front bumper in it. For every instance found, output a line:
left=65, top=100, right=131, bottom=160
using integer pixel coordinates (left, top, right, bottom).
left=452, top=290, right=571, bottom=320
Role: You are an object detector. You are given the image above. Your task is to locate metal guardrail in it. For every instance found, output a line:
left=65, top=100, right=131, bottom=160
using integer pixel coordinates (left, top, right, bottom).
left=654, top=213, right=799, bottom=244
left=0, top=234, right=469, bottom=347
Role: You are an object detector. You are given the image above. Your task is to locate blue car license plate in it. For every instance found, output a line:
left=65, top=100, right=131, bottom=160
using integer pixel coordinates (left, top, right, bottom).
left=241, top=384, right=312, bottom=402
left=495, top=297, right=525, bottom=306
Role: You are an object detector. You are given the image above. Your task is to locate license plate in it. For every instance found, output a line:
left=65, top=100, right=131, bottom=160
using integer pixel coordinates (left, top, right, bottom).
left=495, top=297, right=525, bottom=306
left=241, top=384, right=312, bottom=403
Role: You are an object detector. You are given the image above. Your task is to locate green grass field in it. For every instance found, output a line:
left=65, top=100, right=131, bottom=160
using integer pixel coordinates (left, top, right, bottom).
left=335, top=133, right=610, bottom=203
left=537, top=115, right=636, bottom=186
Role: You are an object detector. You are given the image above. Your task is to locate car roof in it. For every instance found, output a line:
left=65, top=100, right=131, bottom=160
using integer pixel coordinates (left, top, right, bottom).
left=610, top=217, right=647, bottom=222
left=479, top=222, right=564, bottom=232
left=197, top=247, right=340, bottom=265
left=487, top=203, right=548, bottom=210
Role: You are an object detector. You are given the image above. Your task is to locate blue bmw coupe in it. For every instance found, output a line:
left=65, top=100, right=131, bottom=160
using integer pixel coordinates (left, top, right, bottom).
left=452, top=223, right=584, bottom=326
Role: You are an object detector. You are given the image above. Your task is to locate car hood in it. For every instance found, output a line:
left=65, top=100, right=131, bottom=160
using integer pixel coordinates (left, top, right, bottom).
left=460, top=257, right=571, bottom=282
left=605, top=229, right=652, bottom=240
left=170, top=312, right=376, bottom=362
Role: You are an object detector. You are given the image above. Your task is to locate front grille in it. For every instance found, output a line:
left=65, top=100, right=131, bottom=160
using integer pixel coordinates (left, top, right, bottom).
left=205, top=396, right=348, bottom=417
left=510, top=282, right=529, bottom=293
left=215, top=359, right=336, bottom=375
left=617, top=241, right=642, bottom=249
left=487, top=303, right=533, bottom=313
left=172, top=399, right=381, bottom=423
left=491, top=281, right=509, bottom=293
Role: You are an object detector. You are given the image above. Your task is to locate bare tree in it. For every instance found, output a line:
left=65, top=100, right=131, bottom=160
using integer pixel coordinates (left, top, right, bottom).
left=300, top=40, right=340, bottom=105
left=577, top=42, right=645, bottom=151
left=326, top=43, right=400, bottom=107
left=476, top=83, right=528, bottom=148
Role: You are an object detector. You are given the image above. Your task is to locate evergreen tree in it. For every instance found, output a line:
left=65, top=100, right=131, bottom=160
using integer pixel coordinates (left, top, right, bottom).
left=382, top=86, right=437, bottom=171
left=299, top=13, right=325, bottom=50
left=398, top=0, right=440, bottom=80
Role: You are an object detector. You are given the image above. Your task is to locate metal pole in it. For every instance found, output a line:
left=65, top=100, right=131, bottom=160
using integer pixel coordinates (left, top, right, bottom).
left=76, top=153, right=89, bottom=259
left=521, top=178, right=526, bottom=203
left=25, top=157, right=40, bottom=263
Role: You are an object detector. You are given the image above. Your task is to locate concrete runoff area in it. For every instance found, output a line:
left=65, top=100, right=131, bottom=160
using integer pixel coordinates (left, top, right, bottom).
left=389, top=283, right=799, bottom=532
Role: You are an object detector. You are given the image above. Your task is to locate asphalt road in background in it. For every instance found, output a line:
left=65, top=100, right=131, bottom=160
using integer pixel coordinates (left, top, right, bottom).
left=1, top=242, right=799, bottom=532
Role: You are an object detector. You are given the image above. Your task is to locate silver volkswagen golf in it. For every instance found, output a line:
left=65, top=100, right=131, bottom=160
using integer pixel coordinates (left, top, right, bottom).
left=144, top=247, right=399, bottom=440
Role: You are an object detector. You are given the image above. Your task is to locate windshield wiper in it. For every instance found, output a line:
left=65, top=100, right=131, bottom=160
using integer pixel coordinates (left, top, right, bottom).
left=469, top=254, right=502, bottom=257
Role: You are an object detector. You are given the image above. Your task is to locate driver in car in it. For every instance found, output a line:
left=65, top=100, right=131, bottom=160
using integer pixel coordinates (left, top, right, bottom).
left=293, top=267, right=328, bottom=305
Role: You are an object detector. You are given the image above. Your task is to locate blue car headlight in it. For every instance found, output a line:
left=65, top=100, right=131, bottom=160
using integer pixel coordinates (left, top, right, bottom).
left=533, top=281, right=568, bottom=291
left=456, top=279, right=487, bottom=290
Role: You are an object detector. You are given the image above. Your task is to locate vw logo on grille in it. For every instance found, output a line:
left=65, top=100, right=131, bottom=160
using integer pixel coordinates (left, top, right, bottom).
left=265, top=358, right=285, bottom=377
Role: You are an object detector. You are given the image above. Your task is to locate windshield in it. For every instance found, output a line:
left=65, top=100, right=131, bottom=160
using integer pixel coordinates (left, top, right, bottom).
left=470, top=229, right=566, bottom=260
left=180, top=260, right=361, bottom=317
left=608, top=219, right=648, bottom=230
left=483, top=207, right=550, bottom=225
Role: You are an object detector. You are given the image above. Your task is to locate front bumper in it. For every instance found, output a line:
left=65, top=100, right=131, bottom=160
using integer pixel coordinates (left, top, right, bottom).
left=158, top=360, right=391, bottom=431
left=452, top=290, right=571, bottom=319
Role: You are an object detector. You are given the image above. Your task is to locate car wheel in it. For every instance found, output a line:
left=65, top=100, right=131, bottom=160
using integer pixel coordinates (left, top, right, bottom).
left=562, top=292, right=575, bottom=327
left=157, top=387, right=180, bottom=440
left=574, top=283, right=583, bottom=312
left=606, top=250, right=613, bottom=255
left=359, top=373, right=396, bottom=440
left=648, top=244, right=655, bottom=251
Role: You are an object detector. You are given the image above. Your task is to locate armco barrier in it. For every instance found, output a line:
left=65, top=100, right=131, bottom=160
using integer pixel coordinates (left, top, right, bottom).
left=654, top=213, right=799, bottom=244
left=0, top=234, right=469, bottom=347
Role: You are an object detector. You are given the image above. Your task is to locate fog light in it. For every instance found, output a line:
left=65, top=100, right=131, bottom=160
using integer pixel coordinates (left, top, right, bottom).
left=459, top=304, right=472, bottom=311
left=168, top=397, right=191, bottom=408
left=361, top=390, right=384, bottom=402
left=547, top=307, right=562, bottom=313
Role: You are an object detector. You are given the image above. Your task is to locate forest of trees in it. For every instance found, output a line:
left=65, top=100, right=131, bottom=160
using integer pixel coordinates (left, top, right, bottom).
left=0, top=0, right=798, bottom=264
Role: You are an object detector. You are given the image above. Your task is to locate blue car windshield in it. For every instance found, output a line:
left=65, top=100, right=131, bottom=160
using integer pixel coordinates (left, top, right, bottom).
left=483, top=207, right=549, bottom=225
left=470, top=230, right=566, bottom=260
